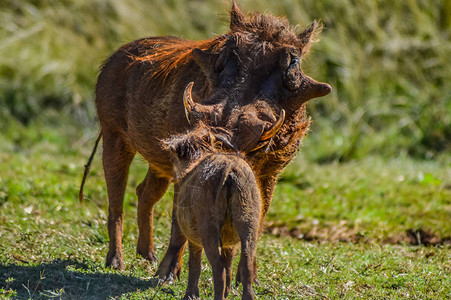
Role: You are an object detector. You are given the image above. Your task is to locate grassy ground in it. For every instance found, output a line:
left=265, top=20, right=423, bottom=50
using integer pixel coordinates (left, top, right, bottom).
left=0, top=126, right=449, bottom=299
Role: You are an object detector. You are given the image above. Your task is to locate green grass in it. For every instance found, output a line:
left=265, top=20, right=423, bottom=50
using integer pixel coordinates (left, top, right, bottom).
left=273, top=155, right=451, bottom=245
left=1, top=125, right=450, bottom=299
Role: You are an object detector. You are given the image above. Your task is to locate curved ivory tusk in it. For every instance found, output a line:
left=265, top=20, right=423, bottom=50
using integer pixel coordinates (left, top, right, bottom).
left=183, top=82, right=195, bottom=123
left=260, top=109, right=285, bottom=141
left=248, top=140, right=268, bottom=153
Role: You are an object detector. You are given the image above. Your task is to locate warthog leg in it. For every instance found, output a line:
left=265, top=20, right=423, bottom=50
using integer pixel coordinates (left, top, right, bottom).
left=136, top=170, right=169, bottom=262
left=257, top=176, right=278, bottom=221
left=183, top=242, right=202, bottom=300
left=236, top=240, right=257, bottom=299
left=233, top=203, right=259, bottom=300
left=223, top=247, right=237, bottom=298
left=103, top=130, right=135, bottom=270
left=201, top=226, right=227, bottom=300
left=155, top=183, right=187, bottom=282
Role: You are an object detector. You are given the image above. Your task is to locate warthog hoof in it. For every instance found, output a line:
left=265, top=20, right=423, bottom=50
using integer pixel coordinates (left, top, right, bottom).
left=106, top=252, right=125, bottom=270
left=154, top=244, right=184, bottom=283
left=182, top=292, right=200, bottom=300
left=137, top=249, right=158, bottom=263
left=154, top=268, right=181, bottom=285
left=154, top=259, right=182, bottom=284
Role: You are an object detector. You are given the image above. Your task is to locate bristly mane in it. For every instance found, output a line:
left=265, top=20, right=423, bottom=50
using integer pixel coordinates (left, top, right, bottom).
left=128, top=3, right=321, bottom=84
left=231, top=9, right=323, bottom=54
left=232, top=12, right=298, bottom=46
left=133, top=36, right=227, bottom=81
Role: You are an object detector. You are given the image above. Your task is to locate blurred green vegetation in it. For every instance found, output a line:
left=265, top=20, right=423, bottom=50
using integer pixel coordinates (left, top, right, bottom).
left=0, top=0, right=450, bottom=161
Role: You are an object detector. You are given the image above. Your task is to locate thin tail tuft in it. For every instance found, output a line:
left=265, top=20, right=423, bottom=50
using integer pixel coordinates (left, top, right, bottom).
left=79, top=132, right=102, bottom=203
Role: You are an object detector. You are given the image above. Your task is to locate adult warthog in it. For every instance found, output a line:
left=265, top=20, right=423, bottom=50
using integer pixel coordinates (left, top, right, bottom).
left=80, top=1, right=331, bottom=274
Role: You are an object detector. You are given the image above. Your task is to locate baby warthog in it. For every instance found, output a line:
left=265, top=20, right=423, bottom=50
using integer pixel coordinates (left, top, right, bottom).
left=164, top=125, right=262, bottom=300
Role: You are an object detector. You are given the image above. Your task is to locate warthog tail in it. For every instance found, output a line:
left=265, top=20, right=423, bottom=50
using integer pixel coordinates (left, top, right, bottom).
left=216, top=161, right=233, bottom=257
left=79, top=132, right=102, bottom=203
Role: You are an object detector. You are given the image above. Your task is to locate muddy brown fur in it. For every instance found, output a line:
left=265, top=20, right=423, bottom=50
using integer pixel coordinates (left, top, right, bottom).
left=164, top=125, right=261, bottom=300
left=81, top=1, right=330, bottom=272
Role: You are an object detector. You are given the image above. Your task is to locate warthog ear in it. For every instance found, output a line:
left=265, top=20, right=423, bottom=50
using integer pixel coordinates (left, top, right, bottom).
left=298, top=20, right=323, bottom=55
left=164, top=124, right=214, bottom=163
left=162, top=138, right=177, bottom=156
left=163, top=136, right=191, bottom=163
left=230, top=0, right=246, bottom=31
left=213, top=134, right=236, bottom=151
left=192, top=48, right=219, bottom=83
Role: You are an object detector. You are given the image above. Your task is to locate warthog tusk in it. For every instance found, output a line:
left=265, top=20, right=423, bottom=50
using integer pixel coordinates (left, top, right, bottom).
left=248, top=140, right=268, bottom=153
left=183, top=82, right=195, bottom=123
left=260, top=109, right=285, bottom=141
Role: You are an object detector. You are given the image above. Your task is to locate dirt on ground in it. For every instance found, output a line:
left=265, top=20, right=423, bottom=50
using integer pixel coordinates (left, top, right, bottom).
left=264, top=221, right=451, bottom=246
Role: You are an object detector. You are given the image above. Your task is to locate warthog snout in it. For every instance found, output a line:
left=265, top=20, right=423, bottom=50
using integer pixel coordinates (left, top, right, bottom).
left=183, top=82, right=285, bottom=153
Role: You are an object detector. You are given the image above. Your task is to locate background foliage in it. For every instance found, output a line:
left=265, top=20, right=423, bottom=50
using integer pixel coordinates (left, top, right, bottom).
left=1, top=0, right=450, bottom=161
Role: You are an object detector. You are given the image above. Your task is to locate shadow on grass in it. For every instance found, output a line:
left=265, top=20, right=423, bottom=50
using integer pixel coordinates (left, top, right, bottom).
left=0, top=259, right=162, bottom=299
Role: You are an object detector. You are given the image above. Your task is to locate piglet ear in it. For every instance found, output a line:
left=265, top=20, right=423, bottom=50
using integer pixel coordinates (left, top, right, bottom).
left=162, top=138, right=177, bottom=155
left=162, top=136, right=186, bottom=162
left=230, top=0, right=246, bottom=31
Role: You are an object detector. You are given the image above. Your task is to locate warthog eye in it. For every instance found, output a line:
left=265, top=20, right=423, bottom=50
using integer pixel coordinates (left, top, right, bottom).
left=283, top=54, right=302, bottom=91
left=289, top=57, right=299, bottom=67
